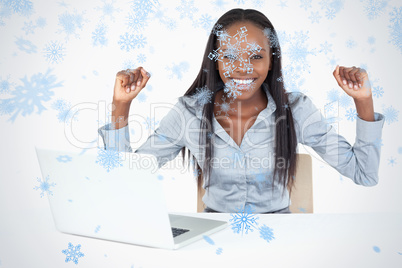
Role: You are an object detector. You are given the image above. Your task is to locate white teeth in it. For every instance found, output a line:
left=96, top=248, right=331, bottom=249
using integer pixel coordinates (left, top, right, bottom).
left=232, top=79, right=254, bottom=85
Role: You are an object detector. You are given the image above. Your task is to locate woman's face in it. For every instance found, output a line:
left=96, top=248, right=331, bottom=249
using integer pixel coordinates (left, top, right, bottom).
left=216, top=21, right=271, bottom=100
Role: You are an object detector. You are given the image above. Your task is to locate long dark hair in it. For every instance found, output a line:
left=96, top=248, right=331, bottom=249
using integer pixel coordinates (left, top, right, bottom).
left=181, top=8, right=298, bottom=197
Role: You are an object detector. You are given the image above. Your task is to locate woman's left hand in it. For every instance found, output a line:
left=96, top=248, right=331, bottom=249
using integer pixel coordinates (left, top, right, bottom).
left=333, top=65, right=372, bottom=100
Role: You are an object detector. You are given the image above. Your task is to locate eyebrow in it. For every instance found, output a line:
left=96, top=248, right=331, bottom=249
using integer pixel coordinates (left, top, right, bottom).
left=221, top=48, right=267, bottom=52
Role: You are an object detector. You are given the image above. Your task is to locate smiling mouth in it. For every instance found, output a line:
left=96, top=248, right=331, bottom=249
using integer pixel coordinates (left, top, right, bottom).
left=230, top=78, right=257, bottom=85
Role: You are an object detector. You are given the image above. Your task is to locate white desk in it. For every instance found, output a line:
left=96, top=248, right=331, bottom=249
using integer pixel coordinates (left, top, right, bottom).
left=1, top=209, right=401, bottom=268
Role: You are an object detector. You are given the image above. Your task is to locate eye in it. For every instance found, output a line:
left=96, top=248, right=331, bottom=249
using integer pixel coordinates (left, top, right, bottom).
left=251, top=55, right=263, bottom=60
left=223, top=54, right=237, bottom=60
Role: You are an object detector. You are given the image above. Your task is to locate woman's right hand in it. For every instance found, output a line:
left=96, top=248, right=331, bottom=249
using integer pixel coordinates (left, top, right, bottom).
left=113, top=67, right=151, bottom=104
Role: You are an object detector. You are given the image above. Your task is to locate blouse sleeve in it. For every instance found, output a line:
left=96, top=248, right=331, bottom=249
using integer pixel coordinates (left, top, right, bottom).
left=291, top=93, right=385, bottom=186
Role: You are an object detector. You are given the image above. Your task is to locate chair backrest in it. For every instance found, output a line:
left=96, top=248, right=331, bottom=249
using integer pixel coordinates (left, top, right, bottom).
left=196, top=154, right=313, bottom=213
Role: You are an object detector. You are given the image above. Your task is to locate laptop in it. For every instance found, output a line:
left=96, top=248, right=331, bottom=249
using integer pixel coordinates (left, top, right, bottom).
left=35, top=147, right=227, bottom=250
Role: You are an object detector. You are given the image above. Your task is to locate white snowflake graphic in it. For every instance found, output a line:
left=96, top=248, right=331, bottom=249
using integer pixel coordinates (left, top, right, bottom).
left=345, top=108, right=357, bottom=122
left=165, top=61, right=189, bottom=80
left=43, top=41, right=66, bottom=64
left=62, top=242, right=85, bottom=264
left=382, top=105, right=399, bottom=124
left=96, top=148, right=123, bottom=172
left=259, top=224, right=275, bottom=243
left=92, top=23, right=108, bottom=47
left=193, top=85, right=213, bottom=106
left=56, top=155, right=72, bottom=163
left=3, top=69, right=63, bottom=122
left=34, top=175, right=56, bottom=198
left=176, top=0, right=198, bottom=20
left=229, top=204, right=259, bottom=235
left=52, top=99, right=78, bottom=124
left=15, top=37, right=37, bottom=54
left=215, top=95, right=235, bottom=117
left=389, top=7, right=402, bottom=54
left=58, top=10, right=85, bottom=39
left=363, top=0, right=388, bottom=20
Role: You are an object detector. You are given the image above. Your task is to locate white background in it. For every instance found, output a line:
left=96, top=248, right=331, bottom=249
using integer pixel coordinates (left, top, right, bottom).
left=0, top=0, right=402, bottom=266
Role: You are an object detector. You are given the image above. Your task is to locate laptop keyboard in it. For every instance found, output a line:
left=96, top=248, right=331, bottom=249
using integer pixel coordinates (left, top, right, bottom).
left=171, top=227, right=190, bottom=238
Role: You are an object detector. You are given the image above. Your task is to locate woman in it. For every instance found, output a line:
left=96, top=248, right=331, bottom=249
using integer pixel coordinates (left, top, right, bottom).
left=99, top=9, right=384, bottom=213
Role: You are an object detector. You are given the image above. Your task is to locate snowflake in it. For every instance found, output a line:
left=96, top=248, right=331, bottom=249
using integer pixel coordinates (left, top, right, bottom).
left=3, top=70, right=63, bottom=122
left=319, top=41, right=332, bottom=54
left=127, top=12, right=148, bottom=31
left=95, top=225, right=101, bottom=233
left=118, top=33, right=135, bottom=52
left=193, top=85, right=213, bottom=106
left=338, top=94, right=352, bottom=109
left=223, top=80, right=244, bottom=99
left=212, top=0, right=227, bottom=10
left=203, top=235, right=215, bottom=245
left=137, top=53, right=146, bottom=64
left=62, top=243, right=85, bottom=265
left=193, top=168, right=201, bottom=177
left=96, top=0, right=121, bottom=21
left=284, top=31, right=316, bottom=71
left=253, top=0, right=265, bottom=8
left=388, top=157, right=397, bottom=166
left=298, top=207, right=307, bottom=213
left=34, top=175, right=56, bottom=198
left=210, top=25, right=264, bottom=77
left=363, top=0, right=388, bottom=20
left=130, top=0, right=159, bottom=17
left=325, top=8, right=336, bottom=19
left=92, top=24, right=108, bottom=47
left=229, top=204, right=259, bottom=235
left=388, top=7, right=402, bottom=54
left=176, top=0, right=198, bottom=20
left=163, top=17, right=177, bottom=30
left=235, top=0, right=245, bottom=4
left=135, top=33, right=150, bottom=47
left=0, top=99, right=16, bottom=115
left=136, top=93, right=147, bottom=102
left=15, top=37, right=37, bottom=54
left=144, top=116, right=160, bottom=131
left=382, top=105, right=399, bottom=124
left=308, top=11, right=321, bottom=23
left=300, top=0, right=312, bottom=10
left=346, top=39, right=356, bottom=48
left=345, top=108, right=357, bottom=121
left=22, top=20, right=36, bottom=35
left=367, top=36, right=376, bottom=45
left=216, top=247, right=223, bottom=255
left=36, top=17, right=46, bottom=28
left=373, top=137, right=383, bottom=149
left=56, top=155, right=72, bottom=163
left=327, top=88, right=340, bottom=103
left=259, top=224, right=275, bottom=243
left=2, top=0, right=33, bottom=16
left=0, top=5, right=12, bottom=26
left=165, top=61, right=189, bottom=80
left=372, top=85, right=384, bottom=98
left=96, top=148, right=123, bottom=172
left=250, top=169, right=272, bottom=187
left=58, top=10, right=85, bottom=39
left=0, top=76, right=12, bottom=94
left=263, top=28, right=280, bottom=51
left=197, top=13, right=214, bottom=31
left=281, top=65, right=306, bottom=92
left=215, top=95, right=235, bottom=117
left=52, top=99, right=78, bottom=124
left=278, top=0, right=288, bottom=8
left=43, top=41, right=66, bottom=64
